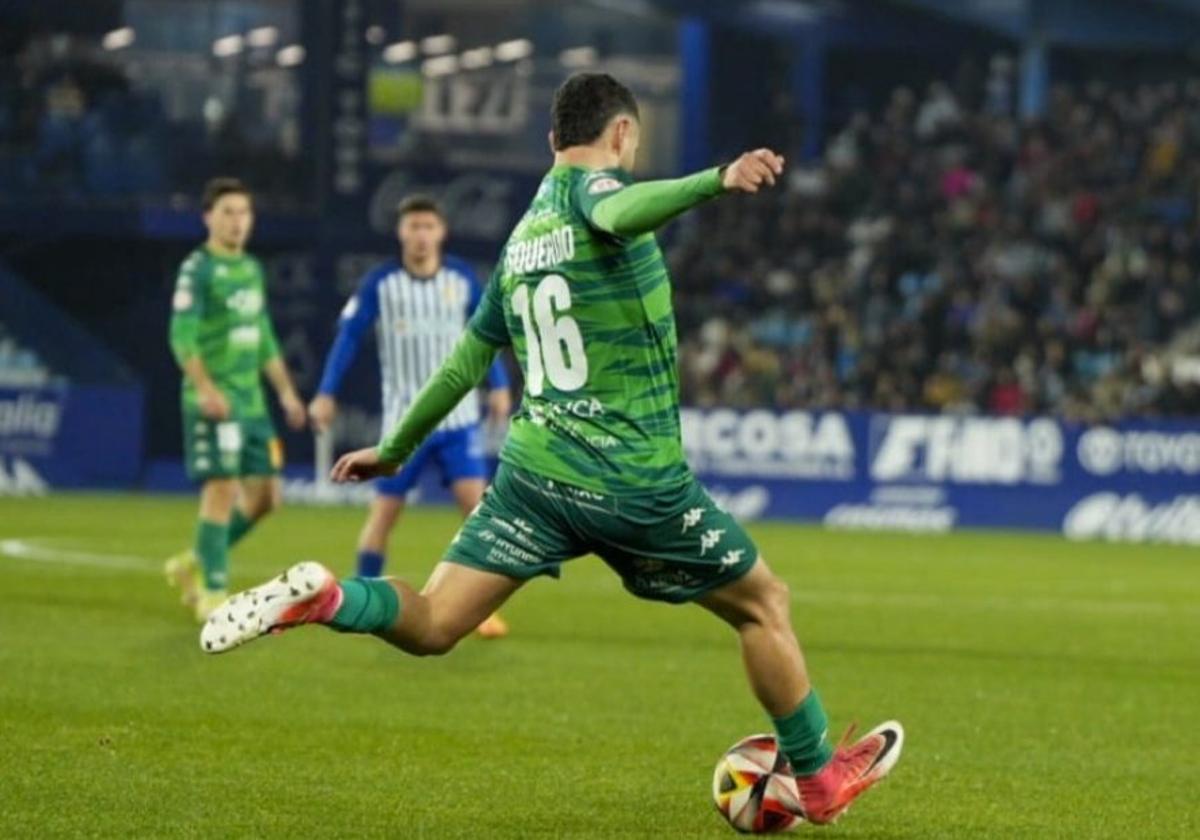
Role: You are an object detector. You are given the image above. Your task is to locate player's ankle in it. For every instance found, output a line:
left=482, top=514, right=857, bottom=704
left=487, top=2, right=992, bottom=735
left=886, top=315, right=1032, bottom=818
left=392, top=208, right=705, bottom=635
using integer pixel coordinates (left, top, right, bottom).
left=325, top=577, right=399, bottom=633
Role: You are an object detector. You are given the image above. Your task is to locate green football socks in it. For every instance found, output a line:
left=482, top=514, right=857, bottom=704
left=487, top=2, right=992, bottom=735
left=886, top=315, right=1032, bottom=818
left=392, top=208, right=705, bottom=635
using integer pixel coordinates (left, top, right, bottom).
left=194, top=519, right=229, bottom=591
left=773, top=689, right=834, bottom=775
left=226, top=509, right=256, bottom=547
left=327, top=577, right=401, bottom=634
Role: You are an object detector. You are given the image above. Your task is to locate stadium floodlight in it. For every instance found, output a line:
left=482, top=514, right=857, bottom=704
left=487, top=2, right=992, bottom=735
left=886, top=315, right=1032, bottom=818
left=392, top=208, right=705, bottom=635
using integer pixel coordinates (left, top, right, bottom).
left=460, top=47, right=494, bottom=70
left=246, top=27, right=279, bottom=48
left=276, top=45, right=305, bottom=67
left=422, top=55, right=459, bottom=77
left=102, top=27, right=135, bottom=51
left=366, top=25, right=386, bottom=45
left=383, top=41, right=417, bottom=64
left=559, top=46, right=596, bottom=68
left=213, top=34, right=245, bottom=58
left=421, top=34, right=457, bottom=55
left=495, top=38, right=533, bottom=62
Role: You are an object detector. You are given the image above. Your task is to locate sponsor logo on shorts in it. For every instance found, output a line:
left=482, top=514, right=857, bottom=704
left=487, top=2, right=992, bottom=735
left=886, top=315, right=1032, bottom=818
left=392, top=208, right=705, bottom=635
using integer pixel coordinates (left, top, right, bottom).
left=485, top=543, right=544, bottom=568
left=630, top=568, right=705, bottom=597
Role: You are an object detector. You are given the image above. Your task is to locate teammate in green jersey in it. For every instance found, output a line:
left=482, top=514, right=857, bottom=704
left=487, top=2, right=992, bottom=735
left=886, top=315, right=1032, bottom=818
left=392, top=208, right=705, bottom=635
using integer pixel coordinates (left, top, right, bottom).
left=199, top=76, right=902, bottom=825
left=165, top=177, right=306, bottom=621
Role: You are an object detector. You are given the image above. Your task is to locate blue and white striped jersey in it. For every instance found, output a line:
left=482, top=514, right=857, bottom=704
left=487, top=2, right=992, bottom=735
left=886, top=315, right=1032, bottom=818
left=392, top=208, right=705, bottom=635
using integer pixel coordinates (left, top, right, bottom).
left=317, top=255, right=509, bottom=435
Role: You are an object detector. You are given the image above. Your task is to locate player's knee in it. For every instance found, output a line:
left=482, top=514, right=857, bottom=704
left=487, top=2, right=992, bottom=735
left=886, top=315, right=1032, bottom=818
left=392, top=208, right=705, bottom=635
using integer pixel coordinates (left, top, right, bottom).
left=202, top=479, right=238, bottom=512
left=244, top=482, right=283, bottom=518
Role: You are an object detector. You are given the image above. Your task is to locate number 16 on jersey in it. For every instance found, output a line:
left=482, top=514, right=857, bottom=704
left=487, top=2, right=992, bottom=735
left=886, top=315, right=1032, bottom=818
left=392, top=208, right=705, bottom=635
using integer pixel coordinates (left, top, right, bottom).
left=512, top=274, right=588, bottom=396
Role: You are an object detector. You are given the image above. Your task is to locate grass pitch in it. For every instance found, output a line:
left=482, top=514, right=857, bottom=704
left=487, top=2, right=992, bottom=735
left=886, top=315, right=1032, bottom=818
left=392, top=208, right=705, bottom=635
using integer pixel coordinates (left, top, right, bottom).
left=1, top=493, right=1197, bottom=838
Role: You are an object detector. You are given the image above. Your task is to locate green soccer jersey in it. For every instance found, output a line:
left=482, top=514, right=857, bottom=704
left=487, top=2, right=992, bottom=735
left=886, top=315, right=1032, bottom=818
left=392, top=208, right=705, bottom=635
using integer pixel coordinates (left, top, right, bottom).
left=467, top=164, right=721, bottom=494
left=168, top=246, right=281, bottom=419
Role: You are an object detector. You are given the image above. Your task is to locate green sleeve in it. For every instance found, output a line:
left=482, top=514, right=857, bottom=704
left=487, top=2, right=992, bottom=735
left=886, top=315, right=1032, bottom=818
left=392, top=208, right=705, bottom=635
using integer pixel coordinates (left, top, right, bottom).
left=377, top=331, right=499, bottom=465
left=466, top=263, right=510, bottom=347
left=168, top=254, right=207, bottom=366
left=258, top=309, right=281, bottom=364
left=573, top=166, right=725, bottom=237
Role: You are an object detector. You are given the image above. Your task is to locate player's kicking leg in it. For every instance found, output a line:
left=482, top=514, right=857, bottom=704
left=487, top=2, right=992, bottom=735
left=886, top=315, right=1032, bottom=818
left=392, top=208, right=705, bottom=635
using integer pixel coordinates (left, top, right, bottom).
left=199, top=559, right=520, bottom=655
left=698, top=560, right=903, bottom=824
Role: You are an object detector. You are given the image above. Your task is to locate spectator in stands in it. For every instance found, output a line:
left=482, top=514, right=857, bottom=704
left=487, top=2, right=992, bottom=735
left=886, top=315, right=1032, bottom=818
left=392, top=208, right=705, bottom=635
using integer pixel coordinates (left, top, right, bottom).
left=670, top=74, right=1200, bottom=420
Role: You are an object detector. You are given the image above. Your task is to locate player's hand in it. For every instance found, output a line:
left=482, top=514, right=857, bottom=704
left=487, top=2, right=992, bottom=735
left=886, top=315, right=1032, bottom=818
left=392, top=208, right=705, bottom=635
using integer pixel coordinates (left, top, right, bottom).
left=330, top=447, right=400, bottom=483
left=487, top=389, right=512, bottom=426
left=280, top=391, right=307, bottom=430
left=308, top=394, right=337, bottom=433
left=199, top=386, right=231, bottom=421
left=721, top=148, right=785, bottom=194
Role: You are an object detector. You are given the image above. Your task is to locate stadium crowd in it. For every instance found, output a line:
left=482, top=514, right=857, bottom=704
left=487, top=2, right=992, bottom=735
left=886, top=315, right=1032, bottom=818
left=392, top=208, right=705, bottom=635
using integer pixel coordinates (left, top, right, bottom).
left=669, top=75, right=1200, bottom=421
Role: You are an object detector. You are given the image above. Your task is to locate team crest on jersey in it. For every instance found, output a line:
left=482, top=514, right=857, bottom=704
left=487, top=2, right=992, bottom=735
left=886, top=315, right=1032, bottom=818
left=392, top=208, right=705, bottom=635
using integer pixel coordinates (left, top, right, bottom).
left=587, top=176, right=624, bottom=195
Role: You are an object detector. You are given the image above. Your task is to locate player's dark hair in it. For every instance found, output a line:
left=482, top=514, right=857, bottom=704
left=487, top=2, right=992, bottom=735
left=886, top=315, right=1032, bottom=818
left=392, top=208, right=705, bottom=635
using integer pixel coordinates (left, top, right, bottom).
left=396, top=194, right=444, bottom=220
left=551, top=73, right=640, bottom=150
left=201, top=177, right=252, bottom=211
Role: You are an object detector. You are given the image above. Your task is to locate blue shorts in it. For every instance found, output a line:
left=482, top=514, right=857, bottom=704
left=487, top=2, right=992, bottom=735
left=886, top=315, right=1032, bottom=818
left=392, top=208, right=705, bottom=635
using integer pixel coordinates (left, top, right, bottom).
left=375, top=424, right=487, bottom=498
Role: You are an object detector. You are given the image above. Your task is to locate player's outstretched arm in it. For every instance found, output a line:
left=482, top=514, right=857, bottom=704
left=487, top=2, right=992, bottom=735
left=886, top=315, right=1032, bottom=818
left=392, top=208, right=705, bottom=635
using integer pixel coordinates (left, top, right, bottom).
left=585, top=148, right=785, bottom=237
left=331, top=329, right=500, bottom=483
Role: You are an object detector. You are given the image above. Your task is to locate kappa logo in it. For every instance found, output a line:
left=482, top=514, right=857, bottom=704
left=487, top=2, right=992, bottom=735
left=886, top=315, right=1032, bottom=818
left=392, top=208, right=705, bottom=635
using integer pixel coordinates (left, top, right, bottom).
left=173, top=290, right=193, bottom=311
left=681, top=507, right=704, bottom=533
left=699, top=528, right=725, bottom=555
left=720, top=549, right=745, bottom=568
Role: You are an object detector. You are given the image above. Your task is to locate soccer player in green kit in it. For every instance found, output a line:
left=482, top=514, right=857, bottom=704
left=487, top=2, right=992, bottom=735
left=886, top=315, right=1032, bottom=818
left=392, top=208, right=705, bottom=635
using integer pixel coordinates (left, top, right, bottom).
left=165, top=178, right=306, bottom=621
left=200, top=76, right=903, bottom=825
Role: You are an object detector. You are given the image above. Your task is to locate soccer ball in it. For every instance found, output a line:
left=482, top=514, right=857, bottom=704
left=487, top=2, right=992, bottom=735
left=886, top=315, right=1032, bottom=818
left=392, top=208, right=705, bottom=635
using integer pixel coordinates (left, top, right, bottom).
left=712, top=734, right=803, bottom=834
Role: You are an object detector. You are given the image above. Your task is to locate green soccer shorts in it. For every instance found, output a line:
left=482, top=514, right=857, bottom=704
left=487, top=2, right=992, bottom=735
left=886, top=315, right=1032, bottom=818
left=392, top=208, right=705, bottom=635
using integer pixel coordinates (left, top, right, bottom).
left=445, top=463, right=759, bottom=603
left=182, top=412, right=283, bottom=482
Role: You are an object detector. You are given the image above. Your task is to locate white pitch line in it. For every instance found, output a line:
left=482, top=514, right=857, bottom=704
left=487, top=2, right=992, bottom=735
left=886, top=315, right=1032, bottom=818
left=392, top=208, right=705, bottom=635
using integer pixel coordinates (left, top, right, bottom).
left=0, top=537, right=157, bottom=572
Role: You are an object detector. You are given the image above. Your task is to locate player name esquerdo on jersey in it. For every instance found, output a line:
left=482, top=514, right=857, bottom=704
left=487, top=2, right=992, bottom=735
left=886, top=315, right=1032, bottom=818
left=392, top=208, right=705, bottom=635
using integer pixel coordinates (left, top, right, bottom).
left=468, top=166, right=693, bottom=495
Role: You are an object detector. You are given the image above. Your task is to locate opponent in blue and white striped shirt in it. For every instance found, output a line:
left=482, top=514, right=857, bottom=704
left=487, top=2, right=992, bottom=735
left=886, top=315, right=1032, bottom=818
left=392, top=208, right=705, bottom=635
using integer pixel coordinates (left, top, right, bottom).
left=309, top=197, right=512, bottom=638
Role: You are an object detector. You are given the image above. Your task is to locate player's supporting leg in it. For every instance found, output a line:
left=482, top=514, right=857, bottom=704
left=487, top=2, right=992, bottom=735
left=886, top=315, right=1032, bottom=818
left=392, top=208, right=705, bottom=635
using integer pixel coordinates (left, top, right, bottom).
left=187, top=478, right=238, bottom=618
left=227, top=475, right=282, bottom=548
left=448, top=477, right=509, bottom=639
left=355, top=495, right=405, bottom=577
left=200, top=560, right=520, bottom=656
left=699, top=559, right=902, bottom=824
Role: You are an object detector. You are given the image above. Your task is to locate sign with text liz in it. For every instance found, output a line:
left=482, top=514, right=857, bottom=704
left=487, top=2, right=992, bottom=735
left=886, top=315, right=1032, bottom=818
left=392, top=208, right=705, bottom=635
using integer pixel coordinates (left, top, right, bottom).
left=680, top=409, right=1200, bottom=546
left=0, top=386, right=143, bottom=495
